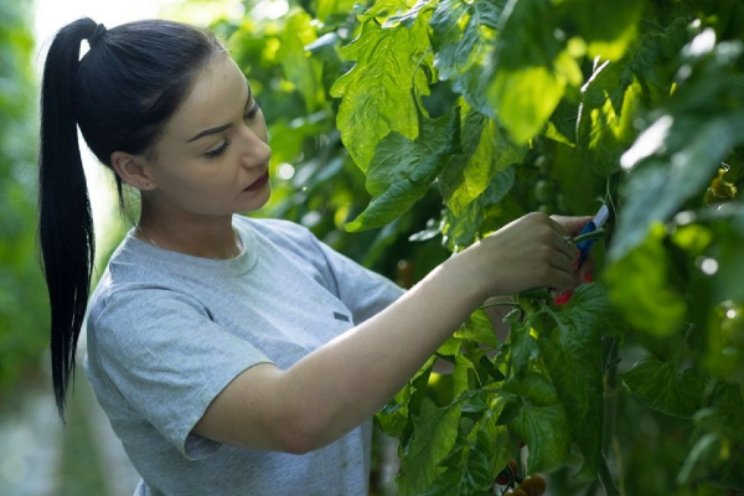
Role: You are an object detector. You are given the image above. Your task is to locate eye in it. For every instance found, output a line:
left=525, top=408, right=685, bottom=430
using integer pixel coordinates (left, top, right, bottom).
left=244, top=100, right=261, bottom=121
left=204, top=141, right=228, bottom=159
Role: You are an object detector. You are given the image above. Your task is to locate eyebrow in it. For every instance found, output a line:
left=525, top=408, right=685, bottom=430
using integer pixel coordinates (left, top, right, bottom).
left=185, top=83, right=252, bottom=143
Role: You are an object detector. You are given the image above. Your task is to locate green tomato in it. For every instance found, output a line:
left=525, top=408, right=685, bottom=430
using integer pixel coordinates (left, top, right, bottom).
left=427, top=371, right=454, bottom=406
left=534, top=179, right=555, bottom=203
left=534, top=155, right=550, bottom=174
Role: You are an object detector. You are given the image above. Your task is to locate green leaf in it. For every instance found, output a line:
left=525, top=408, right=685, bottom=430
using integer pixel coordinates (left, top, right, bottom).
left=504, top=372, right=570, bottom=473
left=277, top=10, right=324, bottom=112
left=487, top=0, right=582, bottom=143
left=438, top=108, right=525, bottom=216
left=578, top=73, right=643, bottom=177
left=453, top=308, right=499, bottom=348
left=377, top=355, right=437, bottom=438
left=622, top=356, right=706, bottom=418
left=359, top=0, right=420, bottom=23
left=426, top=403, right=511, bottom=495
left=397, top=398, right=463, bottom=496
left=628, top=15, right=691, bottom=103
left=711, top=220, right=744, bottom=303
left=314, top=0, right=358, bottom=22
left=605, top=223, right=687, bottom=337
left=453, top=353, right=479, bottom=399
left=695, top=383, right=744, bottom=441
left=345, top=108, right=459, bottom=231
left=509, top=319, right=539, bottom=375
left=567, top=0, right=645, bottom=61
left=537, top=284, right=614, bottom=473
left=676, top=433, right=728, bottom=488
left=330, top=11, right=433, bottom=170
left=614, top=113, right=744, bottom=258
left=430, top=0, right=505, bottom=115
left=488, top=66, right=565, bottom=145
left=440, top=165, right=516, bottom=250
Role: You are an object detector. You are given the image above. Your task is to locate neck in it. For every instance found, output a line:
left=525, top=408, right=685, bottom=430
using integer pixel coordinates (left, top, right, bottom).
left=136, top=208, right=242, bottom=260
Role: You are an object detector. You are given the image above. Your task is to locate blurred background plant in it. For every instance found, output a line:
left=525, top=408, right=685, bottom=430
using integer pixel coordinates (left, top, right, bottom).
left=0, top=0, right=48, bottom=402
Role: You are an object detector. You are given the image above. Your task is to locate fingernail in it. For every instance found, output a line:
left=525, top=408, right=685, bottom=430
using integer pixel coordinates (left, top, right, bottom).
left=582, top=272, right=593, bottom=283
left=553, top=290, right=573, bottom=306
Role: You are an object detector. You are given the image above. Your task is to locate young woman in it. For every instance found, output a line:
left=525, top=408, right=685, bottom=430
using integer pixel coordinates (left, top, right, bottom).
left=39, top=17, right=587, bottom=495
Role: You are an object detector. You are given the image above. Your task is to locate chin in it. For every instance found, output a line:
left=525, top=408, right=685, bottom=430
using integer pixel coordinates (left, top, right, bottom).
left=237, top=185, right=271, bottom=213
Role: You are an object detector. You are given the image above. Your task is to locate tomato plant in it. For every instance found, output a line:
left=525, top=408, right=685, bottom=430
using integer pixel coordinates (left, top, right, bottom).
left=214, top=0, right=744, bottom=493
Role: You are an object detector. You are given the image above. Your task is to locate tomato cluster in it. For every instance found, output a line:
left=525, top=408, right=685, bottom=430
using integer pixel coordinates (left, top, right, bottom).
left=531, top=154, right=566, bottom=215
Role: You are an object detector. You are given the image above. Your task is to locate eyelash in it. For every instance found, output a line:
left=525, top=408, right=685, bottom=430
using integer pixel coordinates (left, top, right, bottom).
left=203, top=101, right=261, bottom=159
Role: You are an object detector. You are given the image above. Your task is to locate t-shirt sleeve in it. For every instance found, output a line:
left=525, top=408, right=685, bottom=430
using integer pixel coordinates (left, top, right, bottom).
left=311, top=239, right=405, bottom=324
left=88, top=287, right=272, bottom=460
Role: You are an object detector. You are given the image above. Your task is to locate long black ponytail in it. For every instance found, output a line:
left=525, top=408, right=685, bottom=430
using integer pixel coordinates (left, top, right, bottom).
left=38, top=17, right=223, bottom=418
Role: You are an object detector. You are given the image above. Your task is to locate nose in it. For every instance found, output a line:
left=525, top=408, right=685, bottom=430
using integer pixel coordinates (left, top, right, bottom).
left=237, top=123, right=271, bottom=168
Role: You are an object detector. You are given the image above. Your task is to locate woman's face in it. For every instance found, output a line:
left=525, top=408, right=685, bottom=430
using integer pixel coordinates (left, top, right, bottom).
left=142, top=53, right=272, bottom=218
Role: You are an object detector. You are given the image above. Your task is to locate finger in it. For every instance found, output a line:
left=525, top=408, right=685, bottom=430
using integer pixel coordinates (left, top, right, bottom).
left=579, top=257, right=595, bottom=283
left=551, top=231, right=580, bottom=264
left=550, top=254, right=580, bottom=285
left=545, top=265, right=579, bottom=291
left=551, top=215, right=593, bottom=236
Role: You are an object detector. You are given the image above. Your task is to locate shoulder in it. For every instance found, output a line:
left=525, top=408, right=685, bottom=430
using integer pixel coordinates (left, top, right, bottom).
left=88, top=278, right=206, bottom=330
left=87, top=243, right=210, bottom=343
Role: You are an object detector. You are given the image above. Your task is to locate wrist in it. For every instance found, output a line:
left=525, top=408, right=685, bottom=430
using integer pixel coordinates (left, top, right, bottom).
left=438, top=248, right=489, bottom=309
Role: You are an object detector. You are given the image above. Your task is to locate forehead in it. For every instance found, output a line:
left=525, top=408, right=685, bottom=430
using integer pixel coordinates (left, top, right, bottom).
left=161, top=54, right=249, bottom=141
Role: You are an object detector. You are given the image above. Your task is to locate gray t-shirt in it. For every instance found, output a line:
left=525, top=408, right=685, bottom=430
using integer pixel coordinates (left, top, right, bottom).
left=84, top=216, right=404, bottom=496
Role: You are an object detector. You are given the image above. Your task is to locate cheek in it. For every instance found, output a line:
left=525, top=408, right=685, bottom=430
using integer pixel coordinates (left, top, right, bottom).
left=156, top=163, right=224, bottom=199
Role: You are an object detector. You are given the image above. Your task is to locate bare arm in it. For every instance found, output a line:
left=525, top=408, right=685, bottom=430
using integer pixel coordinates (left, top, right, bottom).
left=194, top=212, right=584, bottom=454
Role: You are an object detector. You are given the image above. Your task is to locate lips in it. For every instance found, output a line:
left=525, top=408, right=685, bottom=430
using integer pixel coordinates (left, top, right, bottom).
left=244, top=170, right=269, bottom=192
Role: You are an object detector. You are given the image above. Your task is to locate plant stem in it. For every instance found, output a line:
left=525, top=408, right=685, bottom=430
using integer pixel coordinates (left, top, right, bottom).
left=479, top=301, right=520, bottom=310
left=573, top=228, right=607, bottom=245
left=598, top=454, right=620, bottom=496
left=599, top=336, right=622, bottom=496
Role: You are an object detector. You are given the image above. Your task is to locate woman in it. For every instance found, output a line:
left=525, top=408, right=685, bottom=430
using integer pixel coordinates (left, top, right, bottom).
left=38, top=17, right=587, bottom=495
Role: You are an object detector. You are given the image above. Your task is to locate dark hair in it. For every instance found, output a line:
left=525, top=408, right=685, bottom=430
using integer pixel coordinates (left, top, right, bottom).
left=38, top=17, right=224, bottom=418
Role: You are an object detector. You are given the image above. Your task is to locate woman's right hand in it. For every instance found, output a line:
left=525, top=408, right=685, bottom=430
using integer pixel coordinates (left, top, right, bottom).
left=459, top=212, right=584, bottom=299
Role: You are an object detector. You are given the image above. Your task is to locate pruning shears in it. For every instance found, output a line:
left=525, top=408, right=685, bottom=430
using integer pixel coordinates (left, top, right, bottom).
left=552, top=204, right=610, bottom=306
left=575, top=203, right=610, bottom=268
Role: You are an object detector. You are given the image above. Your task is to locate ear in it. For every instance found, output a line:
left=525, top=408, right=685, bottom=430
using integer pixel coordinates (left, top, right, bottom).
left=110, top=151, right=157, bottom=191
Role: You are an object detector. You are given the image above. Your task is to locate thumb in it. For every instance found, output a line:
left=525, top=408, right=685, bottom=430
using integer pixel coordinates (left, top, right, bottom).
left=551, top=215, right=592, bottom=236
